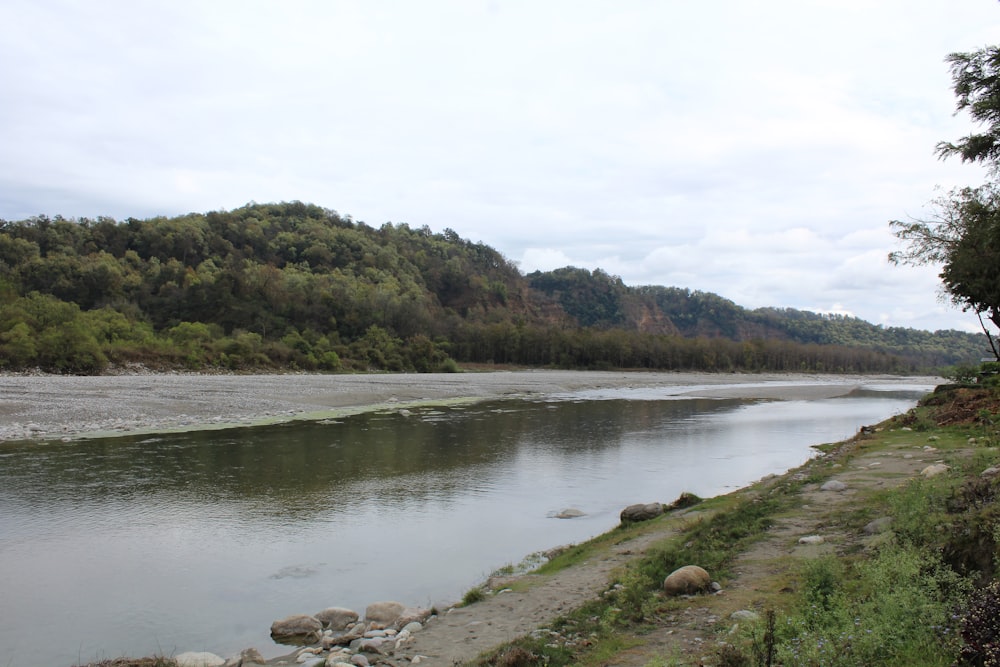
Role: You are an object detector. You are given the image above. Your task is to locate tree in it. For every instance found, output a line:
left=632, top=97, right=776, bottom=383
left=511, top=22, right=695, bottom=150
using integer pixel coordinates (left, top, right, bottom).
left=936, top=46, right=1000, bottom=165
left=890, top=186, right=1000, bottom=358
left=891, top=43, right=1000, bottom=360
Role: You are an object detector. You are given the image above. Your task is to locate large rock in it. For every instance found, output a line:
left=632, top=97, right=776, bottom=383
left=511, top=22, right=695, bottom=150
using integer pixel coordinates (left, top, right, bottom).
left=364, top=600, right=406, bottom=625
left=863, top=517, right=893, bottom=535
left=396, top=606, right=433, bottom=628
left=270, top=614, right=323, bottom=643
left=921, top=463, right=950, bottom=478
left=821, top=480, right=847, bottom=492
left=315, top=606, right=360, bottom=630
left=231, top=648, right=266, bottom=666
left=663, top=565, right=711, bottom=596
left=175, top=652, right=225, bottom=667
left=620, top=502, right=664, bottom=523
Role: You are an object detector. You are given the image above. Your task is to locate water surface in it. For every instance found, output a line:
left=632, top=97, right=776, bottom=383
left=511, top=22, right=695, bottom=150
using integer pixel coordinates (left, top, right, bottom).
left=0, top=380, right=931, bottom=665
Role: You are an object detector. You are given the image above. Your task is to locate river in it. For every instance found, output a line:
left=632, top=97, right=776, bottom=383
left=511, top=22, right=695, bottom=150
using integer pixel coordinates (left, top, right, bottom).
left=0, top=378, right=934, bottom=666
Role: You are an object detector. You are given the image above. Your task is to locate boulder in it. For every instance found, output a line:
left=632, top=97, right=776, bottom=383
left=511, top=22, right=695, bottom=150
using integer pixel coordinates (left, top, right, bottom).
left=863, top=517, right=893, bottom=535
left=731, top=610, right=760, bottom=623
left=271, top=614, right=323, bottom=644
left=364, top=600, right=406, bottom=625
left=921, top=463, right=950, bottom=478
left=353, top=637, right=389, bottom=655
left=620, top=502, right=664, bottom=523
left=982, top=466, right=1000, bottom=478
left=663, top=565, right=711, bottom=596
left=231, top=648, right=266, bottom=667
left=798, top=535, right=825, bottom=545
left=396, top=606, right=433, bottom=628
left=820, top=480, right=847, bottom=492
left=315, top=606, right=360, bottom=630
left=175, top=652, right=225, bottom=667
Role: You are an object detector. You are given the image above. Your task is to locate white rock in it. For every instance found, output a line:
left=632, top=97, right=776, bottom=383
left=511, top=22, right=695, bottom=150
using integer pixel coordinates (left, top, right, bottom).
left=731, top=610, right=760, bottom=622
left=921, top=463, right=950, bottom=478
left=820, top=480, right=847, bottom=492
left=798, top=535, right=825, bottom=545
left=175, top=652, right=225, bottom=667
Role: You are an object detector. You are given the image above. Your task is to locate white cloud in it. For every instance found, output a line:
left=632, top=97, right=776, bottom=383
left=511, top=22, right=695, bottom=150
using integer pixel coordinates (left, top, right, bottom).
left=1, top=0, right=998, bottom=332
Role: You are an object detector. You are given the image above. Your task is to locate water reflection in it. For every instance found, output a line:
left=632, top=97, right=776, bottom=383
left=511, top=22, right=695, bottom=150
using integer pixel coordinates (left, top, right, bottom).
left=0, top=385, right=928, bottom=666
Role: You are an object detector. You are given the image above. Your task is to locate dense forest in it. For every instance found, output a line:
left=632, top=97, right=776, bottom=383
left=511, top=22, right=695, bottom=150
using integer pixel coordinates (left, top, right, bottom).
left=0, top=201, right=988, bottom=374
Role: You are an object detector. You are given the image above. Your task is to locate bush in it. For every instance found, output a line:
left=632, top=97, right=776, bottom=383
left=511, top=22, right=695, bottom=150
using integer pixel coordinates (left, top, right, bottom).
left=769, top=545, right=966, bottom=666
left=957, top=579, right=1000, bottom=666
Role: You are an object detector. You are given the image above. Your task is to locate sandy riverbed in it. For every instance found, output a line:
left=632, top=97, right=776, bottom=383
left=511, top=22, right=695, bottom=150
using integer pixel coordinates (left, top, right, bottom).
left=0, top=370, right=938, bottom=443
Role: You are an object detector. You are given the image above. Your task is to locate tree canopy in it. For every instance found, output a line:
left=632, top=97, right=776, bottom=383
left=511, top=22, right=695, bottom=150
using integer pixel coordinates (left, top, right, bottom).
left=892, top=43, right=1000, bottom=359
left=0, top=202, right=988, bottom=374
left=936, top=46, right=1000, bottom=165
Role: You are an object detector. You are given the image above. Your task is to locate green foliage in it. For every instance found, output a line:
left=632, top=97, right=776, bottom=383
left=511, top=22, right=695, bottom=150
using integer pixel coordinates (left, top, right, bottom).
left=936, top=46, right=1000, bottom=165
left=766, top=546, right=966, bottom=666
left=956, top=579, right=1000, bottom=667
left=461, top=586, right=486, bottom=606
left=891, top=42, right=1000, bottom=360
left=0, top=202, right=987, bottom=374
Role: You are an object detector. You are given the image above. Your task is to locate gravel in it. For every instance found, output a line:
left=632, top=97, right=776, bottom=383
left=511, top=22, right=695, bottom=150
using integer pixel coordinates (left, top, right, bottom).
left=0, top=370, right=931, bottom=443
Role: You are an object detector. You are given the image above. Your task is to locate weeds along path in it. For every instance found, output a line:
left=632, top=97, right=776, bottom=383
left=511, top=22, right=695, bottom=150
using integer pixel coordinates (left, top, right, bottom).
left=604, top=435, right=964, bottom=667
left=383, top=520, right=689, bottom=666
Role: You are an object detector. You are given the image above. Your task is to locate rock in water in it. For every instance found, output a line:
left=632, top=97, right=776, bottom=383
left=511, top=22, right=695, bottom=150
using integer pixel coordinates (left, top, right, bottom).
left=620, top=502, right=664, bottom=523
left=663, top=565, right=711, bottom=596
left=270, top=614, right=323, bottom=643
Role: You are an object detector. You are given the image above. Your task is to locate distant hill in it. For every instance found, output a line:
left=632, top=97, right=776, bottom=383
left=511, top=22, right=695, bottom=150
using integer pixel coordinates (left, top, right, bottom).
left=0, top=201, right=988, bottom=374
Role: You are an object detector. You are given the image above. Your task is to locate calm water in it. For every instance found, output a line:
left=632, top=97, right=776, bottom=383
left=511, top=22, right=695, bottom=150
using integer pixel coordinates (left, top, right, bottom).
left=0, top=380, right=932, bottom=666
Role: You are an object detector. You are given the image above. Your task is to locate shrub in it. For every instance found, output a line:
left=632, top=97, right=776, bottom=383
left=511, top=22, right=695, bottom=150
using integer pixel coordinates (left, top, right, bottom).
left=956, top=579, right=1000, bottom=666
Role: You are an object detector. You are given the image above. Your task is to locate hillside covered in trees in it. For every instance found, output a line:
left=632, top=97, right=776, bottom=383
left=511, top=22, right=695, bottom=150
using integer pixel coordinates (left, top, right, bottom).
left=0, top=201, right=988, bottom=374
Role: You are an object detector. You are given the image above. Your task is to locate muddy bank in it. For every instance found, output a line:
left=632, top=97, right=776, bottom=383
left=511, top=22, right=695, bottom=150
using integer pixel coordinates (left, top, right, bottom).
left=0, top=370, right=934, bottom=443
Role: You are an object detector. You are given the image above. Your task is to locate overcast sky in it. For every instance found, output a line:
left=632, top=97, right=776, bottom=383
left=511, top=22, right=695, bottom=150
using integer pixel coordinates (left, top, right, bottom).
left=2, top=1, right=998, bottom=333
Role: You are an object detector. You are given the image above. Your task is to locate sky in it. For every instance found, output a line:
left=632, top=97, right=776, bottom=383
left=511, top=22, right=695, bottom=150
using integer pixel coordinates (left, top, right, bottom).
left=2, top=1, right=999, bottom=334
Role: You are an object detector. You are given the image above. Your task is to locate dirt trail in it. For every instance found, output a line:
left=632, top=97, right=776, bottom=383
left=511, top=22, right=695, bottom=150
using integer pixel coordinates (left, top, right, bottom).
left=385, top=522, right=686, bottom=665
left=371, top=436, right=948, bottom=667
left=602, top=438, right=951, bottom=666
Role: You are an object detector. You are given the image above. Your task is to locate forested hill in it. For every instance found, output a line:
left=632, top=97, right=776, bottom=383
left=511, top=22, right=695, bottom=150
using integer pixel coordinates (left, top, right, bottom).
left=0, top=201, right=988, bottom=374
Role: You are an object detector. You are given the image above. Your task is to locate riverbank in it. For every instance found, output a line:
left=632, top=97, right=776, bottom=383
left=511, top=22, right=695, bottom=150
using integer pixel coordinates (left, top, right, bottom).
left=0, top=369, right=933, bottom=443
left=0, top=370, right=945, bottom=667
left=67, top=376, right=1000, bottom=667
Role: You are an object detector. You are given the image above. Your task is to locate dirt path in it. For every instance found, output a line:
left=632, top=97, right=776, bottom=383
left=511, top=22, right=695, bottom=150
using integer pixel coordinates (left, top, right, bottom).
left=368, top=434, right=949, bottom=667
left=384, top=521, right=687, bottom=666
left=600, top=436, right=952, bottom=666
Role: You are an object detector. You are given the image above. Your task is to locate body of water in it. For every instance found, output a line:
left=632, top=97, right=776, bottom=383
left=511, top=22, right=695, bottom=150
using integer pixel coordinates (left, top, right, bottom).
left=0, top=379, right=932, bottom=665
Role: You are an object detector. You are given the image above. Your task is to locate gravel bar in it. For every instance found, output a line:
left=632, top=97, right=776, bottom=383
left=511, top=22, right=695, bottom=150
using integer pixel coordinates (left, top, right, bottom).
left=0, top=370, right=935, bottom=443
